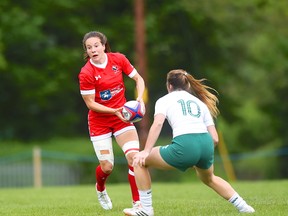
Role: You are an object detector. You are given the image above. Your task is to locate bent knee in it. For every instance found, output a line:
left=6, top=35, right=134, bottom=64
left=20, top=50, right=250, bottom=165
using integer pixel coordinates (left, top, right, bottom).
left=126, top=152, right=137, bottom=166
left=195, top=168, right=214, bottom=186
left=100, top=161, right=114, bottom=174
left=122, top=140, right=139, bottom=166
left=200, top=177, right=213, bottom=186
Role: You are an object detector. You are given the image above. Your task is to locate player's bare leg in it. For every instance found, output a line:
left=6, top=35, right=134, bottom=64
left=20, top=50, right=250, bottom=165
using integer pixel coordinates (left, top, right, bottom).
left=195, top=165, right=255, bottom=213
left=124, top=147, right=172, bottom=215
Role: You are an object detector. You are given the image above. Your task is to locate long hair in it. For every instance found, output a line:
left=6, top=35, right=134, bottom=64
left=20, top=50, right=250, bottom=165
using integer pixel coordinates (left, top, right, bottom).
left=167, top=69, right=219, bottom=118
left=82, top=31, right=111, bottom=61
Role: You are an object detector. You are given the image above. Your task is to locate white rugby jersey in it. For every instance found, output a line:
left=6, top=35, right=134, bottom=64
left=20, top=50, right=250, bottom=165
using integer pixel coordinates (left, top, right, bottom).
left=154, top=90, right=215, bottom=138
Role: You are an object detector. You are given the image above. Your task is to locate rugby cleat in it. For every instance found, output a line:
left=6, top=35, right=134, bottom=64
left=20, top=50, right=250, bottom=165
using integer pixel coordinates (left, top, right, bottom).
left=123, top=205, right=154, bottom=216
left=96, top=185, right=112, bottom=210
left=239, top=204, right=255, bottom=213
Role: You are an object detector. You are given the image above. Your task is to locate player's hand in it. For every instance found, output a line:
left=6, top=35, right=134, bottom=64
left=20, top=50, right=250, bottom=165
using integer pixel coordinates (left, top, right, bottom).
left=136, top=98, right=146, bottom=115
left=114, top=107, right=128, bottom=122
left=133, top=150, right=149, bottom=167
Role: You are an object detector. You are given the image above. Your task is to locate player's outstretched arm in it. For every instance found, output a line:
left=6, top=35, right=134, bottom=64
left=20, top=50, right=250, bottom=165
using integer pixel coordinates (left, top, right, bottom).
left=133, top=114, right=165, bottom=167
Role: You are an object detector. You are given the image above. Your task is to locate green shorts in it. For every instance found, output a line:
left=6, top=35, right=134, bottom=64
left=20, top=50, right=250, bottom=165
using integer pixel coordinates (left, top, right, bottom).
left=159, top=133, right=214, bottom=172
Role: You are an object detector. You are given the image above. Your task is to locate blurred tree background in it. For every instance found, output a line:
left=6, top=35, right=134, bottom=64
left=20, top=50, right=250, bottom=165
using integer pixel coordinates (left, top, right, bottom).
left=0, top=0, right=287, bottom=178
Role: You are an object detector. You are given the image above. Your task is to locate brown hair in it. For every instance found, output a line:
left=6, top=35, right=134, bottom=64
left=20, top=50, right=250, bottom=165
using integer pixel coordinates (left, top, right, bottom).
left=82, top=31, right=111, bottom=61
left=167, top=69, right=219, bottom=118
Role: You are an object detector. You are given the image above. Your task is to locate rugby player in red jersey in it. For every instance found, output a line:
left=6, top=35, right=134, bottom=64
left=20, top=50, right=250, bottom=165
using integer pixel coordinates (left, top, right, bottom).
left=78, top=31, right=145, bottom=210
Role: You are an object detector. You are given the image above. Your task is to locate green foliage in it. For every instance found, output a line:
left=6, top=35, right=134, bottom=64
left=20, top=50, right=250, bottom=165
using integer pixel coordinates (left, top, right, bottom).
left=0, top=0, right=287, bottom=178
left=176, top=1, right=288, bottom=158
left=0, top=0, right=134, bottom=140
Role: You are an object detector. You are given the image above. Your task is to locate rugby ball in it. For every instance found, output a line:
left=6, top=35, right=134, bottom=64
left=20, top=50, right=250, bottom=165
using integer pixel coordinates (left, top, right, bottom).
left=122, top=100, right=144, bottom=122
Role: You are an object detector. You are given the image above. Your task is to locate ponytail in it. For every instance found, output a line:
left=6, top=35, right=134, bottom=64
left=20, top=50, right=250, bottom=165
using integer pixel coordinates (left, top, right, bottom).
left=167, top=69, right=219, bottom=118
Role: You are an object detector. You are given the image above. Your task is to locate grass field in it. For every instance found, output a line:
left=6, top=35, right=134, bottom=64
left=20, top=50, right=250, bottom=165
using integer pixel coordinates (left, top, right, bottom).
left=1, top=180, right=288, bottom=216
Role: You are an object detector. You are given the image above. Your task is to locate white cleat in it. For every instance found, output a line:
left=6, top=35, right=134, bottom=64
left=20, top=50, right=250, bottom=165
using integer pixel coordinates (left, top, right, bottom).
left=239, top=204, right=255, bottom=213
left=123, top=205, right=154, bottom=216
left=132, top=200, right=141, bottom=208
left=123, top=201, right=141, bottom=215
left=96, top=187, right=112, bottom=210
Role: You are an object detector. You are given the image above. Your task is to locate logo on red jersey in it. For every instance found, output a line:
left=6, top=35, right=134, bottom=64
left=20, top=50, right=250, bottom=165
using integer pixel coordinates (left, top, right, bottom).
left=100, top=90, right=112, bottom=100
left=99, top=86, right=123, bottom=101
left=95, top=75, right=101, bottom=80
left=112, top=65, right=119, bottom=73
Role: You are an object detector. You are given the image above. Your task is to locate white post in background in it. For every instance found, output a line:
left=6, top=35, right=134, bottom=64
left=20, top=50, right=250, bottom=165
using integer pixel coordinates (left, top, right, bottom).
left=33, top=146, right=42, bottom=188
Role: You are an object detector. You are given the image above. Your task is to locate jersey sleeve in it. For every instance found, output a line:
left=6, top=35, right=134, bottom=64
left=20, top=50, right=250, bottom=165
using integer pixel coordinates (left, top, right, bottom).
left=78, top=70, right=95, bottom=95
left=128, top=68, right=137, bottom=78
left=202, top=105, right=215, bottom=126
left=154, top=97, right=167, bottom=117
left=117, top=53, right=135, bottom=77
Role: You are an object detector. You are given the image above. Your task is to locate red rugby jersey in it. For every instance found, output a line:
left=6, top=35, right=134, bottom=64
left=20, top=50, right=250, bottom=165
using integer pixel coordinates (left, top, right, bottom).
left=79, top=52, right=136, bottom=111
